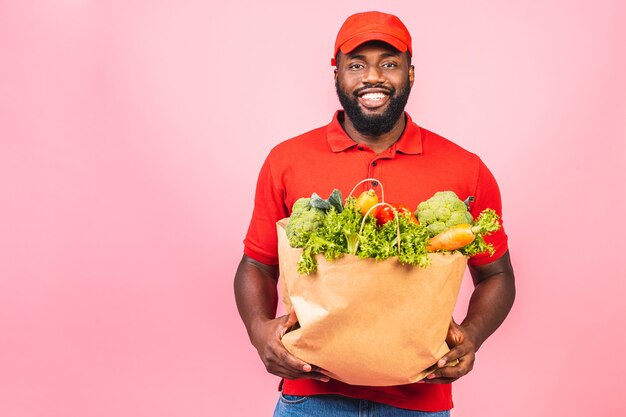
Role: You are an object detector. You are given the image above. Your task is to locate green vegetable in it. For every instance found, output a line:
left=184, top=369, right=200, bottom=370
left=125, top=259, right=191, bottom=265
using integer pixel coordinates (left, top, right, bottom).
left=416, top=191, right=474, bottom=236
left=310, top=189, right=344, bottom=212
left=294, top=198, right=431, bottom=274
left=287, top=189, right=498, bottom=275
left=296, top=197, right=363, bottom=274
left=457, top=208, right=501, bottom=257
left=286, top=189, right=344, bottom=248
left=285, top=198, right=326, bottom=248
left=327, top=189, right=344, bottom=213
left=357, top=214, right=431, bottom=268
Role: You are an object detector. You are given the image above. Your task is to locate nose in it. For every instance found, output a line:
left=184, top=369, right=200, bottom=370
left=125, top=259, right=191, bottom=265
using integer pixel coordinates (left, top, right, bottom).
left=362, top=65, right=384, bottom=84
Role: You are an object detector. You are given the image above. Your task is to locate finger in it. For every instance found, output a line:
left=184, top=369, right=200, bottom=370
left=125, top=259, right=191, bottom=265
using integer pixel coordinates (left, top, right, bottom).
left=267, top=338, right=323, bottom=377
left=280, top=309, right=298, bottom=339
left=419, top=375, right=458, bottom=384
left=282, top=356, right=330, bottom=382
left=269, top=313, right=329, bottom=382
left=429, top=355, right=473, bottom=381
left=428, top=365, right=465, bottom=380
left=275, top=343, right=312, bottom=373
left=311, top=365, right=330, bottom=375
left=288, top=371, right=330, bottom=382
left=421, top=370, right=461, bottom=383
left=269, top=359, right=330, bottom=382
left=271, top=363, right=330, bottom=382
left=437, top=344, right=466, bottom=367
left=445, top=320, right=463, bottom=347
left=285, top=309, right=298, bottom=328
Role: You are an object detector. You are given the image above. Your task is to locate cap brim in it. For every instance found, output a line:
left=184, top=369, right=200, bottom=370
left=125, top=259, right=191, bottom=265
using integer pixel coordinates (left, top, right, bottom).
left=339, top=32, right=408, bottom=55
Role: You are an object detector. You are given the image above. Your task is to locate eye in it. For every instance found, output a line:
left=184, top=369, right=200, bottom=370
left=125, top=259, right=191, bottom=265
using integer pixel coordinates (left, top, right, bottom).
left=382, top=62, right=398, bottom=69
left=348, top=63, right=365, bottom=70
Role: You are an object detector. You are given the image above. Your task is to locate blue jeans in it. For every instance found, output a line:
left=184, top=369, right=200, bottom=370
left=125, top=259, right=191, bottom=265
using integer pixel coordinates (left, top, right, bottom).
left=273, top=393, right=450, bottom=417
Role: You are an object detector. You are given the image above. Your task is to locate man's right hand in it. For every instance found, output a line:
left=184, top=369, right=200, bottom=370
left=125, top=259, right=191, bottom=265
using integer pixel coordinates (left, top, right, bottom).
left=251, top=309, right=330, bottom=382
left=234, top=255, right=329, bottom=382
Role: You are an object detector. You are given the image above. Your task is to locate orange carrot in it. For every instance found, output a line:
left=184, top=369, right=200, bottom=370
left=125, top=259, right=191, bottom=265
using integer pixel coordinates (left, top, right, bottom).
left=427, top=223, right=477, bottom=252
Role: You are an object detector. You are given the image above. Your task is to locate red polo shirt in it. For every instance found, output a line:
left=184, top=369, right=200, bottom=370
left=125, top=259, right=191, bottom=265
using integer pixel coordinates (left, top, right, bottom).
left=243, top=111, right=508, bottom=411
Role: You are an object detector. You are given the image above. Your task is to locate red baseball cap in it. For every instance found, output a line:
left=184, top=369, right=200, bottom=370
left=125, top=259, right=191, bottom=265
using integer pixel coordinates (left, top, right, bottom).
left=332, top=11, right=412, bottom=66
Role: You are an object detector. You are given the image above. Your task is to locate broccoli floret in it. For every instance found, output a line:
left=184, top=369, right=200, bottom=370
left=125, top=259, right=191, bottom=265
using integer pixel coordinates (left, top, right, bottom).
left=416, top=191, right=475, bottom=236
left=449, top=199, right=467, bottom=213
left=427, top=221, right=447, bottom=235
left=291, top=198, right=312, bottom=214
left=286, top=198, right=326, bottom=248
left=448, top=211, right=469, bottom=225
left=417, top=207, right=436, bottom=224
left=435, top=206, right=451, bottom=220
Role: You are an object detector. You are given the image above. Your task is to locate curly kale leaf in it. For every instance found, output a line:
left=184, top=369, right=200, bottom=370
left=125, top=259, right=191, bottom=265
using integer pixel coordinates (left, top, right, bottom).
left=356, top=214, right=431, bottom=267
left=295, top=200, right=363, bottom=274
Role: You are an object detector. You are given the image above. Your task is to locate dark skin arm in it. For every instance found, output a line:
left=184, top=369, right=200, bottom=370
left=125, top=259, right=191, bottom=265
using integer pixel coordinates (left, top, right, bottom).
left=234, top=254, right=329, bottom=382
left=423, top=250, right=516, bottom=383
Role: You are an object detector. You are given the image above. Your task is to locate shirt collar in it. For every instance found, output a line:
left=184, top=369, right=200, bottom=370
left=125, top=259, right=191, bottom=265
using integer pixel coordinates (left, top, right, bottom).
left=326, top=110, right=423, bottom=155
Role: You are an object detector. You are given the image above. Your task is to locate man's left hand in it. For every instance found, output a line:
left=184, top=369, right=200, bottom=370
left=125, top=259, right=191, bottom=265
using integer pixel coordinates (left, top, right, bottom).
left=421, top=319, right=476, bottom=383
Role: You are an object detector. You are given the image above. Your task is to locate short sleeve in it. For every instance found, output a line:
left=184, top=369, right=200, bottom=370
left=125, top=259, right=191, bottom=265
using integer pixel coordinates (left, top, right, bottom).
left=243, top=153, right=289, bottom=265
left=467, top=159, right=509, bottom=266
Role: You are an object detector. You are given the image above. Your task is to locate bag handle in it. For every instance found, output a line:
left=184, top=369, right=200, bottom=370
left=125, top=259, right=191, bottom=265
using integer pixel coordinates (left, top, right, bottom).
left=348, top=178, right=385, bottom=203
left=347, top=178, right=401, bottom=255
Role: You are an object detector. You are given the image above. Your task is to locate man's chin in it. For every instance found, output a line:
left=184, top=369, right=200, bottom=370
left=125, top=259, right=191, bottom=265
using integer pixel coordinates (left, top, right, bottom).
left=338, top=92, right=408, bottom=136
left=356, top=105, right=396, bottom=124
left=356, top=105, right=393, bottom=123
left=359, top=105, right=388, bottom=116
left=349, top=113, right=401, bottom=136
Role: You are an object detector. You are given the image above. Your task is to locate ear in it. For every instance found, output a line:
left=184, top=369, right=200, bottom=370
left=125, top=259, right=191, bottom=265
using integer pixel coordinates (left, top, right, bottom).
left=408, top=64, right=415, bottom=88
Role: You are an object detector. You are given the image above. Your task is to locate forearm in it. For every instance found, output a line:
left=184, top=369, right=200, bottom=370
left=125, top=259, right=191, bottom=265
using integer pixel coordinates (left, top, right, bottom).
left=462, top=251, right=516, bottom=351
left=234, top=255, right=279, bottom=345
left=234, top=255, right=328, bottom=381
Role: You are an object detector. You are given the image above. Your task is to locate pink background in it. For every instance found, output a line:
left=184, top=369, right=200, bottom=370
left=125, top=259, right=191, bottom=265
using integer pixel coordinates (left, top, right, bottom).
left=1, top=1, right=625, bottom=416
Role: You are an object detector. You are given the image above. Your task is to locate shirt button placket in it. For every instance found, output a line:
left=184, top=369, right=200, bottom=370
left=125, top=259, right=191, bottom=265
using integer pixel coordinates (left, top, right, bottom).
left=369, top=160, right=379, bottom=187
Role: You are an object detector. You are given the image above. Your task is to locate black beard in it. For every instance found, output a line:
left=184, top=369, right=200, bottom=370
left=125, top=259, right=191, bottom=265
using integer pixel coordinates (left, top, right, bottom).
left=335, top=78, right=411, bottom=136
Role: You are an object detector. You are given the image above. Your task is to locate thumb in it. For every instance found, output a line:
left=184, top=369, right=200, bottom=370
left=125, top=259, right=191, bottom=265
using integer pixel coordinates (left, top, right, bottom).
left=446, top=318, right=463, bottom=347
left=279, top=309, right=299, bottom=338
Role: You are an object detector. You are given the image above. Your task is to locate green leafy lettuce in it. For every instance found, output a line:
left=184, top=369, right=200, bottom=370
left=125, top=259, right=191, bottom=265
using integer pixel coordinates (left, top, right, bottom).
left=295, top=198, right=431, bottom=274
left=287, top=192, right=501, bottom=275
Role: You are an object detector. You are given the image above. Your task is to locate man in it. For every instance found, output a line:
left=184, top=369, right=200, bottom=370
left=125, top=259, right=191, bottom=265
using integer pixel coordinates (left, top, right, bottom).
left=235, top=11, right=515, bottom=416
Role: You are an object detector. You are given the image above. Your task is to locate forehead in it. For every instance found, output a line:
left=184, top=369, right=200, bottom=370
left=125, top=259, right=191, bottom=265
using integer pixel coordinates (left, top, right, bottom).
left=341, top=40, right=405, bottom=61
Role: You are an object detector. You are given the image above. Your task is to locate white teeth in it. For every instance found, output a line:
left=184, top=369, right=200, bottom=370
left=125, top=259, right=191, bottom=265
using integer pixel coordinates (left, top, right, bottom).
left=362, top=92, right=385, bottom=100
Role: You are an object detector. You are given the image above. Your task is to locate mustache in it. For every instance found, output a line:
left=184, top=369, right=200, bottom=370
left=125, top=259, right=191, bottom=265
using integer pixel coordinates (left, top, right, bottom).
left=352, top=84, right=395, bottom=97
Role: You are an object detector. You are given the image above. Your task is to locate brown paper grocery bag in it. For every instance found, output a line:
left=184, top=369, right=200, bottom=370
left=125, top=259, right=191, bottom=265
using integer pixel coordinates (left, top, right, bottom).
left=277, top=218, right=467, bottom=386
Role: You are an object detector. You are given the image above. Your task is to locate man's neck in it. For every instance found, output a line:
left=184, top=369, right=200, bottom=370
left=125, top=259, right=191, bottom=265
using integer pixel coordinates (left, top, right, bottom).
left=341, top=114, right=407, bottom=154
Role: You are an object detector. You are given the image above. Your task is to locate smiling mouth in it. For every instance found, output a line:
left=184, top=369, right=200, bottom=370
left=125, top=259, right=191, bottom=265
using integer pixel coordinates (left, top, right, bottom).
left=361, top=92, right=386, bottom=101
left=358, top=91, right=391, bottom=109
